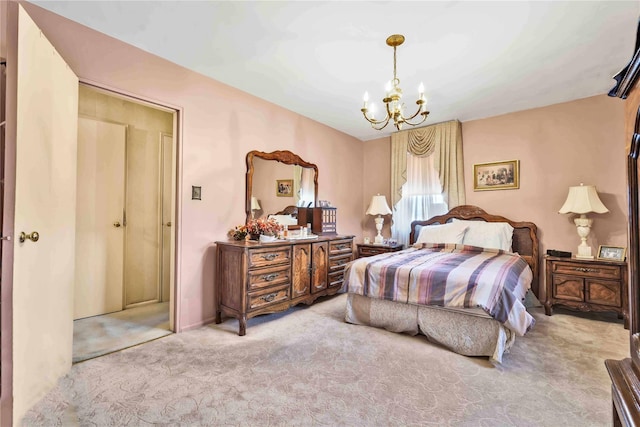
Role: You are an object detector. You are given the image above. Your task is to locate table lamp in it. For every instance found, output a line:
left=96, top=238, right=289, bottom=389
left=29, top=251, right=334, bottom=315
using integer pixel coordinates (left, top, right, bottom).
left=251, top=196, right=261, bottom=219
left=558, top=183, right=609, bottom=259
left=366, top=194, right=392, bottom=244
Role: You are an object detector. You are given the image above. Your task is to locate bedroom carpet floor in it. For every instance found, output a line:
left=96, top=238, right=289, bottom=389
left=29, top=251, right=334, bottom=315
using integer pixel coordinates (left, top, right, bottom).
left=26, top=294, right=626, bottom=426
left=73, top=302, right=172, bottom=363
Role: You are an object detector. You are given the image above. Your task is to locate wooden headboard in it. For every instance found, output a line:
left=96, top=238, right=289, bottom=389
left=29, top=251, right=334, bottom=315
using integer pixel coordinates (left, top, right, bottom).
left=409, top=205, right=539, bottom=294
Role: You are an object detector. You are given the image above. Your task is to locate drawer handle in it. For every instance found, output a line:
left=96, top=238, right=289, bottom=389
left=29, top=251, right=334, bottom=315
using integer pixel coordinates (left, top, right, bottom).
left=261, top=292, right=278, bottom=303
left=575, top=267, right=598, bottom=273
left=335, top=259, right=347, bottom=266
left=335, top=244, right=348, bottom=250
left=262, top=273, right=279, bottom=282
left=260, top=253, right=278, bottom=261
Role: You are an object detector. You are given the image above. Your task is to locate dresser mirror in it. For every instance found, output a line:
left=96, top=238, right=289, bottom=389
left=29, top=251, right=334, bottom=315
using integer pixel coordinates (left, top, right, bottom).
left=245, top=150, right=318, bottom=224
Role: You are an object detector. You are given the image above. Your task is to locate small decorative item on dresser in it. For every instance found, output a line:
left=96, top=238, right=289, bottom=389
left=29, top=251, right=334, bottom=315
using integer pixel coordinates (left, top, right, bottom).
left=597, top=245, right=626, bottom=261
left=228, top=217, right=283, bottom=241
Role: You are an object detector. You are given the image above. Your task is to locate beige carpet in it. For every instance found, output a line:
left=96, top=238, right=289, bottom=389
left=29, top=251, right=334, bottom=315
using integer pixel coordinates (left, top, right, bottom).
left=73, top=302, right=172, bottom=363
left=25, top=294, right=627, bottom=426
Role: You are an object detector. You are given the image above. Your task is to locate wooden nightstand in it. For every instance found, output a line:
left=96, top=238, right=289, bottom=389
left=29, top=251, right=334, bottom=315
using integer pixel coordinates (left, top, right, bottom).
left=357, top=242, right=404, bottom=258
left=544, top=255, right=628, bottom=328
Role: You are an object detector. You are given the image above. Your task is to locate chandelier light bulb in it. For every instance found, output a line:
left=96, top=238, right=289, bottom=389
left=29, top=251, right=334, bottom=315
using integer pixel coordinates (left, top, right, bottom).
left=418, top=82, right=424, bottom=97
left=363, top=91, right=369, bottom=102
left=385, top=80, right=392, bottom=95
left=369, top=103, right=376, bottom=119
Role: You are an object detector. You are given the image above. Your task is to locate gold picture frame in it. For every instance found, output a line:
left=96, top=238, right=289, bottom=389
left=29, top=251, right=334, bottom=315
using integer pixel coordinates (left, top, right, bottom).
left=597, top=245, right=626, bottom=261
left=276, top=179, right=293, bottom=197
left=473, top=159, right=520, bottom=191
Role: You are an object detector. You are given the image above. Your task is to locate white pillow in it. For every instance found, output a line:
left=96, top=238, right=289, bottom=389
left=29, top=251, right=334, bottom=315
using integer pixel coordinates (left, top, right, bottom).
left=415, top=222, right=469, bottom=245
left=268, top=214, right=298, bottom=226
left=451, top=219, right=514, bottom=251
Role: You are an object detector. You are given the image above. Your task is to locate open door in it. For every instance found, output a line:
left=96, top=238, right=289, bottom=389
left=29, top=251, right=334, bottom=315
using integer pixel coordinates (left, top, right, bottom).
left=4, top=4, right=79, bottom=423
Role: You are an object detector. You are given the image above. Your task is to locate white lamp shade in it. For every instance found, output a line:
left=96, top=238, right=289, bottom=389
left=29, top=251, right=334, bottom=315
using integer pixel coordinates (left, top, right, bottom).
left=366, top=194, right=392, bottom=216
left=251, top=196, right=261, bottom=210
left=558, top=184, right=609, bottom=214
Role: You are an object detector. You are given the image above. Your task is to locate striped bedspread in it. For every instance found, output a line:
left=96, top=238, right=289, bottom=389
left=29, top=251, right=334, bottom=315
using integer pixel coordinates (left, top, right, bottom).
left=342, top=243, right=535, bottom=336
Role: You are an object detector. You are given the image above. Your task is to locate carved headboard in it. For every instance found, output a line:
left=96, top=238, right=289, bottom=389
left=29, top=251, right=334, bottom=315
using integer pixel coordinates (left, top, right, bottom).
left=409, top=205, right=539, bottom=294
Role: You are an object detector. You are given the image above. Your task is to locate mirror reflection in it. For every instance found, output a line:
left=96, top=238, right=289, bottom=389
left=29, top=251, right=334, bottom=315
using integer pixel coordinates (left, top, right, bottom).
left=245, top=150, right=318, bottom=224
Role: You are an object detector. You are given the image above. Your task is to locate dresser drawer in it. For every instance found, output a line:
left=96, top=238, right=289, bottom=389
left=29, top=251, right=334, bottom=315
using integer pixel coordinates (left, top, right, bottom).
left=247, top=264, right=291, bottom=291
left=248, top=284, right=290, bottom=310
left=551, top=261, right=621, bottom=280
left=329, top=239, right=353, bottom=255
left=248, top=247, right=291, bottom=269
left=328, top=270, right=345, bottom=287
left=329, top=253, right=352, bottom=272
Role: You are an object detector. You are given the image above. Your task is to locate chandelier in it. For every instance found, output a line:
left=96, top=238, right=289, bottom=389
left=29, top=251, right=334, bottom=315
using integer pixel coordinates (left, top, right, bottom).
left=361, top=34, right=429, bottom=131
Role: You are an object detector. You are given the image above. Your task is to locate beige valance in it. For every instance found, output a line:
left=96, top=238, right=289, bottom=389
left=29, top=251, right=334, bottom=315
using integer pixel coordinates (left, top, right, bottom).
left=391, top=120, right=465, bottom=208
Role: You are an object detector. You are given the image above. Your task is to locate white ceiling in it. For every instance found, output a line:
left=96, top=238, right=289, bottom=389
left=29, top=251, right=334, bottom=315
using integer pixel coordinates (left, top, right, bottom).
left=31, top=1, right=640, bottom=141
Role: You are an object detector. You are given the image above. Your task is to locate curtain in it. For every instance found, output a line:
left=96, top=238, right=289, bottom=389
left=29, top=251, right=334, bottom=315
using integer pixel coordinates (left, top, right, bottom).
left=391, top=120, right=465, bottom=209
left=390, top=120, right=465, bottom=246
left=391, top=153, right=449, bottom=246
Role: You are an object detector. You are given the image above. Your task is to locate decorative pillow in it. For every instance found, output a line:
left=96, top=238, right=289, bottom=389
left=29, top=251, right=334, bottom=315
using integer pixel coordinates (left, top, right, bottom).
left=415, top=222, right=469, bottom=245
left=451, top=219, right=514, bottom=251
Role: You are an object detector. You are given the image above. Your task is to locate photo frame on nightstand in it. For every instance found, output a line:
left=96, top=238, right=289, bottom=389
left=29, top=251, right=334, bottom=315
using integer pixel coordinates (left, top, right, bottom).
left=597, top=245, right=626, bottom=261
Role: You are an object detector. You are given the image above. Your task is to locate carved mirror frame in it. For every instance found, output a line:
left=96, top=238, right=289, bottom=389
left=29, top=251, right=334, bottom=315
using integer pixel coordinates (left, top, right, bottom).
left=245, top=150, right=319, bottom=224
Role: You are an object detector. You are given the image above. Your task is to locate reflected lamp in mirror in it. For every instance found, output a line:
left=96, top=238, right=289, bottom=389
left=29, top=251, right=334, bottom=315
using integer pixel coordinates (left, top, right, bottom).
left=366, top=194, right=392, bottom=244
left=251, top=196, right=261, bottom=219
left=558, top=183, right=609, bottom=259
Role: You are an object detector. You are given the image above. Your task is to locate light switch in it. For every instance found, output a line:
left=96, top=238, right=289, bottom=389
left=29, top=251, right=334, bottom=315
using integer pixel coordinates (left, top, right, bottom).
left=192, top=186, right=201, bottom=200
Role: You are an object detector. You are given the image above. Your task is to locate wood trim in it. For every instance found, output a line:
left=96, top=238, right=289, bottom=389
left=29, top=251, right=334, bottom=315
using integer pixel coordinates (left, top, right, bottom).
left=609, top=19, right=640, bottom=99
left=245, top=150, right=318, bottom=224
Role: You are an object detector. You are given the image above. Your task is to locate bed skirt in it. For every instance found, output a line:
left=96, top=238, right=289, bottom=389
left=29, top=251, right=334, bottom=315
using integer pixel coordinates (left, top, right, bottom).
left=345, top=293, right=516, bottom=363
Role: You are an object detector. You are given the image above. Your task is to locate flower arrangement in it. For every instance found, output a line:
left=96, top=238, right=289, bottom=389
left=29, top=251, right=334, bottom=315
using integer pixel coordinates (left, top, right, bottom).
left=228, top=217, right=283, bottom=241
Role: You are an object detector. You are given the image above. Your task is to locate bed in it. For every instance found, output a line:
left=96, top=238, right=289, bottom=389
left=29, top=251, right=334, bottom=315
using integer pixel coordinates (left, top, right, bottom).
left=342, top=205, right=539, bottom=363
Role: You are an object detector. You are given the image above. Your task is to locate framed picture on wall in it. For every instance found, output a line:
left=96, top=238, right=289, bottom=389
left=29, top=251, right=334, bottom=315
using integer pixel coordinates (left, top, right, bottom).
left=597, top=245, right=626, bottom=261
left=276, top=179, right=294, bottom=197
left=473, top=159, right=520, bottom=191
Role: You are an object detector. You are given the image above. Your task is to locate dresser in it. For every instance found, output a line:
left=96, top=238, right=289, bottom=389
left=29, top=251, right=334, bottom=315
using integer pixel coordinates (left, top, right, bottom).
left=357, top=242, right=404, bottom=258
left=215, top=235, right=354, bottom=335
left=544, top=255, right=628, bottom=328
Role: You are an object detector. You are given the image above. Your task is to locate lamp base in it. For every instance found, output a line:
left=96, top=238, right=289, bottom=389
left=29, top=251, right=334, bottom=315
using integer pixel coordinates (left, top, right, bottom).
left=576, top=245, right=594, bottom=259
left=374, top=216, right=385, bottom=245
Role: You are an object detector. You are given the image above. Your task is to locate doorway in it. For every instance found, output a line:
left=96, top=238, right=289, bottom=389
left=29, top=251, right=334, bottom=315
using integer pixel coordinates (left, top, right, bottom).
left=73, top=84, right=177, bottom=362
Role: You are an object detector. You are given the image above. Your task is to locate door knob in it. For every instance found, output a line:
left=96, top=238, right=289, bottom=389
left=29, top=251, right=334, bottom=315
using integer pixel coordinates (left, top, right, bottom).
left=113, top=221, right=121, bottom=228
left=19, top=231, right=39, bottom=243
left=166, top=222, right=172, bottom=227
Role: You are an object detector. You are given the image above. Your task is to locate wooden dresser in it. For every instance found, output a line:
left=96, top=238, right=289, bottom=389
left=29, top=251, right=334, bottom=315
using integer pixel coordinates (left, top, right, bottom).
left=215, top=235, right=354, bottom=335
left=544, top=255, right=628, bottom=328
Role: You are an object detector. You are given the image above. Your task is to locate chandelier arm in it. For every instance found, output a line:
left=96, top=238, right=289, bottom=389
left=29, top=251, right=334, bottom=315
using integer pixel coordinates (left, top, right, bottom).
left=361, top=110, right=391, bottom=126
left=401, top=105, right=429, bottom=125
left=371, top=115, right=392, bottom=131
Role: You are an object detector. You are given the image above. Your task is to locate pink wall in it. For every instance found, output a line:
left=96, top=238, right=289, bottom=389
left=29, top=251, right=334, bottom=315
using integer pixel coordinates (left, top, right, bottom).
left=359, top=96, right=627, bottom=297
left=463, top=95, right=627, bottom=261
left=21, top=3, right=364, bottom=331
left=361, top=136, right=393, bottom=241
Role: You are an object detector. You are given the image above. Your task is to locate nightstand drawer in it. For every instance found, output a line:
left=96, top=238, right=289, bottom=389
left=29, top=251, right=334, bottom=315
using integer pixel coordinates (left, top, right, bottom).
left=586, top=280, right=621, bottom=307
left=552, top=275, right=584, bottom=302
left=551, top=261, right=621, bottom=280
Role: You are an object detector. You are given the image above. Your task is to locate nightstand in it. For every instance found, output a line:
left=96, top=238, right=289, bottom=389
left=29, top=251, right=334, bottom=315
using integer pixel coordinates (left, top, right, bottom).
left=357, top=242, right=404, bottom=258
left=544, top=255, right=628, bottom=328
